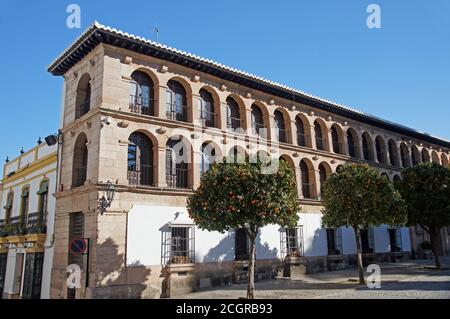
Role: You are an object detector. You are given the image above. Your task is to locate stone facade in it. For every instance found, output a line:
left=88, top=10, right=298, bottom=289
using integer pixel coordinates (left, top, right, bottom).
left=46, top=23, right=450, bottom=299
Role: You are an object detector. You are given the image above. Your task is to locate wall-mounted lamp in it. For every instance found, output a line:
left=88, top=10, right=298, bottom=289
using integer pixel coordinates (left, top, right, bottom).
left=98, top=180, right=117, bottom=215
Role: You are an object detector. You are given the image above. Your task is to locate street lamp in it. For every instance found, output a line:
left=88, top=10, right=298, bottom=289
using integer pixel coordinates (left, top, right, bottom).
left=98, top=180, right=117, bottom=215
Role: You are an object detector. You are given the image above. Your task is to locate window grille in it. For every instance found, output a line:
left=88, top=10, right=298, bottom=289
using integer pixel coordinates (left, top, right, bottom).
left=280, top=226, right=304, bottom=259
left=161, top=226, right=195, bottom=265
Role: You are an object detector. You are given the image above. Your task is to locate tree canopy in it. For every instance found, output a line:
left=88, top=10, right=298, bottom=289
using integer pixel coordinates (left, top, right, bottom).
left=187, top=158, right=300, bottom=233
left=321, top=164, right=406, bottom=229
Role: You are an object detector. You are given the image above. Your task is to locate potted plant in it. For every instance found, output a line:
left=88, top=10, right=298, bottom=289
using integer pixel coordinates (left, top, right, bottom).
left=170, top=255, right=192, bottom=264
left=420, top=241, right=433, bottom=259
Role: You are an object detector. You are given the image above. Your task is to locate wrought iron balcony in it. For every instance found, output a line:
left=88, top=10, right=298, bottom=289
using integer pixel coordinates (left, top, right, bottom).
left=297, top=133, right=308, bottom=147
left=0, top=213, right=47, bottom=237
left=166, top=103, right=188, bottom=122
left=275, top=128, right=287, bottom=143
left=127, top=165, right=153, bottom=186
left=226, top=116, right=241, bottom=131
left=166, top=168, right=189, bottom=189
left=129, top=95, right=154, bottom=116
left=200, top=110, right=215, bottom=128
left=251, top=123, right=266, bottom=138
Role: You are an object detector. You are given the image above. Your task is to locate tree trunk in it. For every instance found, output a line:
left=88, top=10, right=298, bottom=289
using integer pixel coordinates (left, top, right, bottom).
left=429, top=227, right=441, bottom=270
left=247, top=233, right=257, bottom=299
left=354, top=228, right=365, bottom=285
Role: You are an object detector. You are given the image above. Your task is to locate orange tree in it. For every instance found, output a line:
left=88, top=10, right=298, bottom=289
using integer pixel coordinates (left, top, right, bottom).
left=321, top=164, right=406, bottom=284
left=396, top=163, right=450, bottom=270
left=187, top=158, right=299, bottom=299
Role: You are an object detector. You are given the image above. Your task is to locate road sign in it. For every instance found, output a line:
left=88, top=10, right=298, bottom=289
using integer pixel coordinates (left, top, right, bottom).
left=70, top=238, right=87, bottom=255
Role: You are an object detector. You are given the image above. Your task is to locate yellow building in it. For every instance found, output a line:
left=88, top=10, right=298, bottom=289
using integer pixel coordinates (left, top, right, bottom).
left=0, top=142, right=57, bottom=299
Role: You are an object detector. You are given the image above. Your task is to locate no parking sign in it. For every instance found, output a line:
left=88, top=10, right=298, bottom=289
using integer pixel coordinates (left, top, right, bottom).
left=70, top=238, right=88, bottom=255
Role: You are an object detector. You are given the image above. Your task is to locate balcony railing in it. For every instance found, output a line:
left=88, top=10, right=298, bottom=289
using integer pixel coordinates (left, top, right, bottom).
left=129, top=95, right=154, bottom=116
left=332, top=142, right=346, bottom=155
left=226, top=116, right=241, bottom=131
left=128, top=165, right=153, bottom=186
left=166, top=168, right=189, bottom=189
left=252, top=123, right=266, bottom=138
left=301, top=183, right=318, bottom=200
left=26, top=212, right=47, bottom=234
left=316, top=137, right=325, bottom=151
left=275, top=128, right=287, bottom=143
left=166, top=103, right=188, bottom=122
left=297, top=133, right=308, bottom=147
left=200, top=110, right=215, bottom=128
left=73, top=167, right=87, bottom=188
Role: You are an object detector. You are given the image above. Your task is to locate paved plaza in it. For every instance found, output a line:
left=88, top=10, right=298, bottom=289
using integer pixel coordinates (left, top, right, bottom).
left=175, top=258, right=450, bottom=299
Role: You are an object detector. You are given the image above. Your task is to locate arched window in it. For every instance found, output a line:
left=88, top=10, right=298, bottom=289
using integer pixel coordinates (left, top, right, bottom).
left=412, top=146, right=421, bottom=166
left=393, top=175, right=402, bottom=184
left=422, top=148, right=430, bottom=163
left=166, top=138, right=190, bottom=189
left=347, top=129, right=358, bottom=158
left=336, top=165, right=345, bottom=173
left=300, top=160, right=315, bottom=199
left=166, top=80, right=187, bottom=122
left=318, top=163, right=329, bottom=194
left=75, top=74, right=91, bottom=119
left=314, top=121, right=325, bottom=151
left=362, top=133, right=373, bottom=161
left=72, top=134, right=88, bottom=188
left=129, top=71, right=154, bottom=116
left=375, top=136, right=386, bottom=163
left=228, top=146, right=246, bottom=164
left=251, top=104, right=265, bottom=138
left=4, top=191, right=14, bottom=223
left=331, top=126, right=343, bottom=154
left=432, top=151, right=440, bottom=164
left=201, top=142, right=216, bottom=175
left=199, top=89, right=215, bottom=128
left=441, top=154, right=449, bottom=167
left=225, top=97, right=241, bottom=131
left=128, top=132, right=153, bottom=186
left=400, top=144, right=410, bottom=168
left=274, top=110, right=287, bottom=143
left=296, top=116, right=307, bottom=147
left=388, top=140, right=398, bottom=166
left=20, top=186, right=30, bottom=229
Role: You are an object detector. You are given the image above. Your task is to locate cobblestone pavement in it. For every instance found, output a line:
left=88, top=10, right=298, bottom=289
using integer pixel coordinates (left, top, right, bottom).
left=175, top=258, right=450, bottom=299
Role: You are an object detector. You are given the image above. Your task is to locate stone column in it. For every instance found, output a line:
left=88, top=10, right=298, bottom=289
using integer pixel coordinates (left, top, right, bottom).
left=192, top=94, right=201, bottom=126
left=219, top=102, right=228, bottom=131
left=192, top=151, right=202, bottom=189
left=327, top=128, right=333, bottom=153
left=295, top=167, right=303, bottom=200
left=314, top=169, right=322, bottom=200
left=156, top=85, right=167, bottom=119
left=156, top=146, right=167, bottom=188
left=310, top=124, right=317, bottom=150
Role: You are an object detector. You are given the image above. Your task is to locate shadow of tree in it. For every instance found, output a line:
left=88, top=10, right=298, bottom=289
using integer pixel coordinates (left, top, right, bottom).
left=94, top=237, right=153, bottom=299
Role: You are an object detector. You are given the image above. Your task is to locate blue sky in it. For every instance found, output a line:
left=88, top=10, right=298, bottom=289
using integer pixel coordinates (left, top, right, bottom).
left=1, top=0, right=449, bottom=162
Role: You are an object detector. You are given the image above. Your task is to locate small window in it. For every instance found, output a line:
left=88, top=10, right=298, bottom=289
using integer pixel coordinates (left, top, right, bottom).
left=327, top=228, right=343, bottom=255
left=234, top=228, right=249, bottom=261
left=161, top=225, right=195, bottom=265
left=280, top=226, right=304, bottom=258
left=389, top=228, right=402, bottom=252
left=361, top=228, right=375, bottom=254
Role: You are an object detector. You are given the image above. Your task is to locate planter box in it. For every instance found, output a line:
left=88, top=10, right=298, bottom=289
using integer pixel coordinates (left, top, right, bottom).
left=163, top=263, right=196, bottom=298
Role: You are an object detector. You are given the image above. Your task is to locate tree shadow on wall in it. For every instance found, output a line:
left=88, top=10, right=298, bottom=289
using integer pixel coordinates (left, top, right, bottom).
left=203, top=231, right=278, bottom=262
left=94, top=237, right=152, bottom=299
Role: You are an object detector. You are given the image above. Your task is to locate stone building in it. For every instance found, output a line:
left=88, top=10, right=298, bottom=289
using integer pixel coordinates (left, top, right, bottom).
left=0, top=142, right=57, bottom=298
left=46, top=22, right=450, bottom=299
